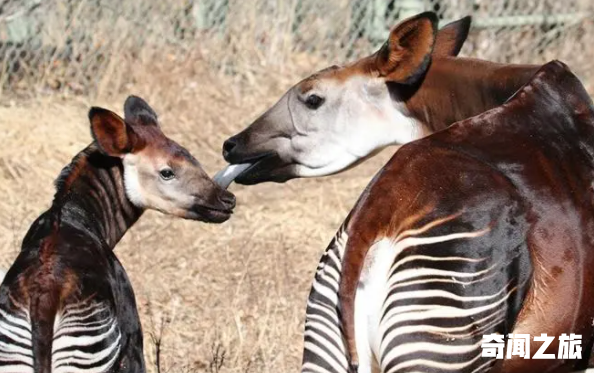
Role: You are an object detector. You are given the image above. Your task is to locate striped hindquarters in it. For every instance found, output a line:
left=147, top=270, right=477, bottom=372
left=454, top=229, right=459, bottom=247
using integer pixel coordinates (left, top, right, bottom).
left=301, top=216, right=527, bottom=373
left=302, top=225, right=349, bottom=373
left=0, top=301, right=32, bottom=373
left=374, top=213, right=528, bottom=373
left=377, top=227, right=514, bottom=373
left=52, top=300, right=121, bottom=372
left=0, top=298, right=122, bottom=373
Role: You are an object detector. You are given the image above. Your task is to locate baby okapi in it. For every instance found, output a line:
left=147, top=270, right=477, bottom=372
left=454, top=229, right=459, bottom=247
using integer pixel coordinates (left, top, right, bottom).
left=0, top=96, right=235, bottom=373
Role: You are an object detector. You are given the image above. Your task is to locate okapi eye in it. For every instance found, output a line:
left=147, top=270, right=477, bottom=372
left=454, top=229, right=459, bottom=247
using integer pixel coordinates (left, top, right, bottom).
left=305, top=94, right=325, bottom=110
left=159, top=168, right=175, bottom=180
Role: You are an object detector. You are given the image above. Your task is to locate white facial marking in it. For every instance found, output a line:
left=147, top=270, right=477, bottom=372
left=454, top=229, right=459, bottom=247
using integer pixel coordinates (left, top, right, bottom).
left=288, top=75, right=421, bottom=178
left=122, top=154, right=145, bottom=207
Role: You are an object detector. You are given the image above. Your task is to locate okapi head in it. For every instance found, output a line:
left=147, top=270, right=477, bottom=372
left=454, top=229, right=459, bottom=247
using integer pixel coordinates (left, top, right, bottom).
left=91, top=96, right=236, bottom=222
left=220, top=12, right=471, bottom=184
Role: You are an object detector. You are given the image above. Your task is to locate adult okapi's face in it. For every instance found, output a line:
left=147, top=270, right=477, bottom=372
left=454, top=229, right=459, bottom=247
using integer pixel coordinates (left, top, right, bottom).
left=90, top=96, right=236, bottom=223
left=220, top=12, right=471, bottom=185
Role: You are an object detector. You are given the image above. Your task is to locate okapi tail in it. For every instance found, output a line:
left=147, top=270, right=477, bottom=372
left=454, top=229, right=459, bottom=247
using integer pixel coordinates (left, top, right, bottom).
left=30, top=290, right=58, bottom=373
left=335, top=213, right=364, bottom=373
left=339, top=239, right=366, bottom=372
left=30, top=236, right=61, bottom=373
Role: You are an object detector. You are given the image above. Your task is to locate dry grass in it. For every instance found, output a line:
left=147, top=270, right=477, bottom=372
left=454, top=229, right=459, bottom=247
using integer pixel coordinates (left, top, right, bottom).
left=0, top=57, right=394, bottom=373
left=4, top=0, right=593, bottom=98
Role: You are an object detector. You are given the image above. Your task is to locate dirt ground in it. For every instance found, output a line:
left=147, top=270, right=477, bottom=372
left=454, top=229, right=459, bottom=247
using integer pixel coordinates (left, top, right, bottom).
left=0, top=70, right=394, bottom=373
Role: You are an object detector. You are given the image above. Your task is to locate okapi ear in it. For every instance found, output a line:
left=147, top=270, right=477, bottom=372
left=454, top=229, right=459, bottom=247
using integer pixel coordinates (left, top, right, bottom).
left=124, top=95, right=159, bottom=127
left=375, top=11, right=438, bottom=84
left=89, top=107, right=133, bottom=157
left=433, top=16, right=471, bottom=57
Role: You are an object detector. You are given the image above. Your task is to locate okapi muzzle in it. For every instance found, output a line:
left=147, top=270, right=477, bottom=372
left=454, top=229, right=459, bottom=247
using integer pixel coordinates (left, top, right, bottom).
left=222, top=91, right=297, bottom=185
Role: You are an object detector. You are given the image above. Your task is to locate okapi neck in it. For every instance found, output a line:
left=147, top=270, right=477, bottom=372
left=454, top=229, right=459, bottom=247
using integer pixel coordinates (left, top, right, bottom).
left=49, top=144, right=143, bottom=249
left=403, top=57, right=540, bottom=132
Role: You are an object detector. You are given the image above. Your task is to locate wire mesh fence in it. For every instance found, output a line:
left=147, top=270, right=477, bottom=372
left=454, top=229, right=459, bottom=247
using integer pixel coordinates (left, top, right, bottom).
left=1, top=0, right=593, bottom=97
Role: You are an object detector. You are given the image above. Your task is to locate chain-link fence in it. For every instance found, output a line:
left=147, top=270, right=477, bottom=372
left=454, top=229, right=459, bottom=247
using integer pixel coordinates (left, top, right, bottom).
left=1, top=0, right=593, bottom=97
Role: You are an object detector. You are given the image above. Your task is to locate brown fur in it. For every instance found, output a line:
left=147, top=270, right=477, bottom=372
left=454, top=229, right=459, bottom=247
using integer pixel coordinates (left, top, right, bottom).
left=406, top=57, right=539, bottom=132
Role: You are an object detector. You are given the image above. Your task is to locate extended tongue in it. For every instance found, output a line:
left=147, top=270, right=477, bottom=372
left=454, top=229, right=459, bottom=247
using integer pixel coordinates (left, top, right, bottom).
left=213, top=163, right=251, bottom=189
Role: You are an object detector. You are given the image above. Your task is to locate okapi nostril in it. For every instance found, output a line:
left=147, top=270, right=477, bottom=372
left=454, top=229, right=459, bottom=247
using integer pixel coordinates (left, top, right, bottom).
left=216, top=191, right=236, bottom=209
left=222, top=138, right=237, bottom=158
left=221, top=193, right=236, bottom=209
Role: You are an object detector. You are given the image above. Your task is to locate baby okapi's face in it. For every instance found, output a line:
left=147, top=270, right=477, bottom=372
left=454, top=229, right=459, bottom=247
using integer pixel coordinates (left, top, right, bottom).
left=90, top=96, right=236, bottom=223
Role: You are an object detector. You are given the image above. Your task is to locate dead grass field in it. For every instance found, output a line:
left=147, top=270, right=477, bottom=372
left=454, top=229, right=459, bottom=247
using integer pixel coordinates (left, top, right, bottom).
left=0, top=60, right=394, bottom=373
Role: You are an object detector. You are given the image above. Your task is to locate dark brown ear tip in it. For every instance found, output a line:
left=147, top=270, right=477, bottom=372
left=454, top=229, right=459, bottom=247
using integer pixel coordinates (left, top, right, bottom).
left=446, top=15, right=472, bottom=41
left=440, top=15, right=472, bottom=31
left=459, top=15, right=472, bottom=32
left=124, top=95, right=145, bottom=108
left=124, top=95, right=158, bottom=122
left=88, top=106, right=108, bottom=121
left=416, top=11, right=439, bottom=27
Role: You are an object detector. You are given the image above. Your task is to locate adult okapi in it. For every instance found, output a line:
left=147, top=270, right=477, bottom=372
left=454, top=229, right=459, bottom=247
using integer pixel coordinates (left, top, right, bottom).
left=0, top=96, right=235, bottom=373
left=215, top=11, right=594, bottom=373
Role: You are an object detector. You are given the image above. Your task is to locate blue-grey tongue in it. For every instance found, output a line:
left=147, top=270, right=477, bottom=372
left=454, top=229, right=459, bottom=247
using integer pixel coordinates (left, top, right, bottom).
left=213, top=163, right=251, bottom=189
